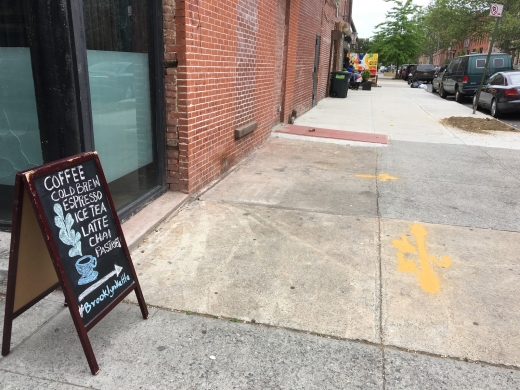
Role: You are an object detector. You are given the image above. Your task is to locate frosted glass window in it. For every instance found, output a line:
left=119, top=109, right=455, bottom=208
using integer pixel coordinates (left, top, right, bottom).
left=84, top=0, right=158, bottom=211
left=0, top=47, right=42, bottom=186
left=87, top=50, right=153, bottom=183
left=0, top=0, right=42, bottom=222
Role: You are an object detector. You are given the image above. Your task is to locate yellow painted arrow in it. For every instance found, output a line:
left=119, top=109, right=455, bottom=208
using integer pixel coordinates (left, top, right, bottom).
left=356, top=173, right=398, bottom=182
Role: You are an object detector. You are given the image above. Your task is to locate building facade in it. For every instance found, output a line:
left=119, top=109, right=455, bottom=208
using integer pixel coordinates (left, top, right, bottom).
left=0, top=0, right=355, bottom=227
left=432, top=35, right=497, bottom=66
left=163, top=0, right=356, bottom=193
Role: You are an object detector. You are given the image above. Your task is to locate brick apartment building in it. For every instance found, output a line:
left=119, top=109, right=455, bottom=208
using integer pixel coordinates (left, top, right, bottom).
left=0, top=0, right=355, bottom=227
left=432, top=35, right=500, bottom=66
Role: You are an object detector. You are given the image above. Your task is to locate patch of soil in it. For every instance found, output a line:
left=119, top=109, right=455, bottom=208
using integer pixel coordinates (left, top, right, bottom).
left=441, top=116, right=517, bottom=134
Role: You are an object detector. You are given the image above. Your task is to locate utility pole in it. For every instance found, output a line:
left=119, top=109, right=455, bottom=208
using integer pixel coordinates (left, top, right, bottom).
left=473, top=4, right=504, bottom=114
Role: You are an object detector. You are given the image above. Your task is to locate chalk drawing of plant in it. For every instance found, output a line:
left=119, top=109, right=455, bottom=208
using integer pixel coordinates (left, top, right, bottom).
left=54, top=203, right=82, bottom=258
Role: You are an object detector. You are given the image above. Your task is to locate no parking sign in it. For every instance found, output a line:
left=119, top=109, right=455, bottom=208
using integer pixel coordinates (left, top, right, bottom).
left=490, top=3, right=504, bottom=17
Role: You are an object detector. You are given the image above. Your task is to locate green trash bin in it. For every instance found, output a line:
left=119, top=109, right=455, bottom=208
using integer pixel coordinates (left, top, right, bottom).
left=329, top=71, right=351, bottom=98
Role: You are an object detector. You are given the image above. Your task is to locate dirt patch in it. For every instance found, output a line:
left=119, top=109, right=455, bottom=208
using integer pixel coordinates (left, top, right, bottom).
left=441, top=116, right=517, bottom=134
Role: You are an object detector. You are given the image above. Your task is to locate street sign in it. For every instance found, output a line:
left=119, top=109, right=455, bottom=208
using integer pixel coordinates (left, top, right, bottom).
left=490, top=4, right=504, bottom=17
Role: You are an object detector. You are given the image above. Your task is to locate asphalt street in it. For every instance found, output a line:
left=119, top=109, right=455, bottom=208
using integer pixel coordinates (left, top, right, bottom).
left=425, top=82, right=520, bottom=130
left=1, top=77, right=519, bottom=389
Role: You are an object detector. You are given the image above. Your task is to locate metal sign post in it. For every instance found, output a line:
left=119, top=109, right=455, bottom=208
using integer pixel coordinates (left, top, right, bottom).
left=472, top=4, right=503, bottom=114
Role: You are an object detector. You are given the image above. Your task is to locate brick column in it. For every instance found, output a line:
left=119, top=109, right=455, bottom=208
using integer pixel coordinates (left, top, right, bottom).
left=163, top=0, right=188, bottom=192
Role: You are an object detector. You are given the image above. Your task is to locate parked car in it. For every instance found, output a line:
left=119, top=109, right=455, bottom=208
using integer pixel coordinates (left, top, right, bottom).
left=473, top=71, right=520, bottom=118
left=431, top=69, right=446, bottom=93
left=409, top=64, right=437, bottom=85
left=436, top=65, right=448, bottom=74
left=439, top=53, right=513, bottom=102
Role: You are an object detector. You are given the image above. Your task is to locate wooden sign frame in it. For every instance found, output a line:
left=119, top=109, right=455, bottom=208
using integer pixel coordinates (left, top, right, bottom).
left=2, top=152, right=148, bottom=375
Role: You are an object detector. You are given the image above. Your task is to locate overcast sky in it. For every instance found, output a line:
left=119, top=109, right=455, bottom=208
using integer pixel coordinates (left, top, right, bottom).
left=352, top=0, right=431, bottom=38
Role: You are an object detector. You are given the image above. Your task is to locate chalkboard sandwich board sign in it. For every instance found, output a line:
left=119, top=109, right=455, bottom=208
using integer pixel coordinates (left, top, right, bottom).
left=2, top=152, right=148, bottom=375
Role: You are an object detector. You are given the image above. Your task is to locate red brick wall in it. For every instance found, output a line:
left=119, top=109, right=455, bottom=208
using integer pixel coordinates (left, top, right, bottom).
left=287, top=0, right=340, bottom=117
left=163, top=0, right=184, bottom=191
left=164, top=0, right=348, bottom=194
left=292, top=0, right=322, bottom=115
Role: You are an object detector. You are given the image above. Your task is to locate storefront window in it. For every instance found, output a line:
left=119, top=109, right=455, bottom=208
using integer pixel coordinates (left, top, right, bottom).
left=83, top=0, right=158, bottom=211
left=0, top=0, right=42, bottom=222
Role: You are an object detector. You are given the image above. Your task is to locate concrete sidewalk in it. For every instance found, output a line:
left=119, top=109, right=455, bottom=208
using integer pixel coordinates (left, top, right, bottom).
left=1, top=77, right=520, bottom=389
left=293, top=76, right=520, bottom=148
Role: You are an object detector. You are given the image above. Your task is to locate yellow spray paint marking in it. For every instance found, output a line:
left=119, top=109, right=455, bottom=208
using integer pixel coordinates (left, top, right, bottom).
left=392, top=224, right=452, bottom=294
left=356, top=173, right=399, bottom=182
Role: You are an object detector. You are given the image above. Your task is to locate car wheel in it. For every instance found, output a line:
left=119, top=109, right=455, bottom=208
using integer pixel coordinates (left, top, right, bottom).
left=439, top=84, right=447, bottom=99
left=432, top=84, right=437, bottom=93
left=472, top=94, right=479, bottom=110
left=455, top=87, right=464, bottom=103
left=491, top=99, right=501, bottom=118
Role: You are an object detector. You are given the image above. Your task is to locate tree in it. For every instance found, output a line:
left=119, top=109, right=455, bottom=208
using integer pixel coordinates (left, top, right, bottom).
left=494, top=1, right=520, bottom=55
left=416, top=8, right=440, bottom=64
left=423, top=0, right=520, bottom=55
left=370, top=0, right=426, bottom=77
left=355, top=38, right=372, bottom=53
left=423, top=0, right=490, bottom=51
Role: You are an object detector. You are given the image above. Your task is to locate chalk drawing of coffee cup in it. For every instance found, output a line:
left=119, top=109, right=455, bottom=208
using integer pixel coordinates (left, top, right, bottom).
left=75, top=255, right=98, bottom=285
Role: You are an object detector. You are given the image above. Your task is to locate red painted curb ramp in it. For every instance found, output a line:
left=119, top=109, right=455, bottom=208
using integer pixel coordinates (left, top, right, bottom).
left=275, top=124, right=389, bottom=145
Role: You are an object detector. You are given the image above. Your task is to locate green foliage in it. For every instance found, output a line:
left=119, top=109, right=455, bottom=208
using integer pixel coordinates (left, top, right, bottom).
left=361, top=70, right=371, bottom=82
left=370, top=0, right=426, bottom=73
left=423, top=0, right=489, bottom=51
left=423, top=0, right=520, bottom=54
left=415, top=8, right=437, bottom=63
left=355, top=38, right=373, bottom=53
left=494, top=1, right=520, bottom=54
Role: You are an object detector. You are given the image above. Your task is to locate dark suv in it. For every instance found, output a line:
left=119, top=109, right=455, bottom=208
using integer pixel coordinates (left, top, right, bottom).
left=409, top=64, right=436, bottom=85
left=439, top=53, right=513, bottom=102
